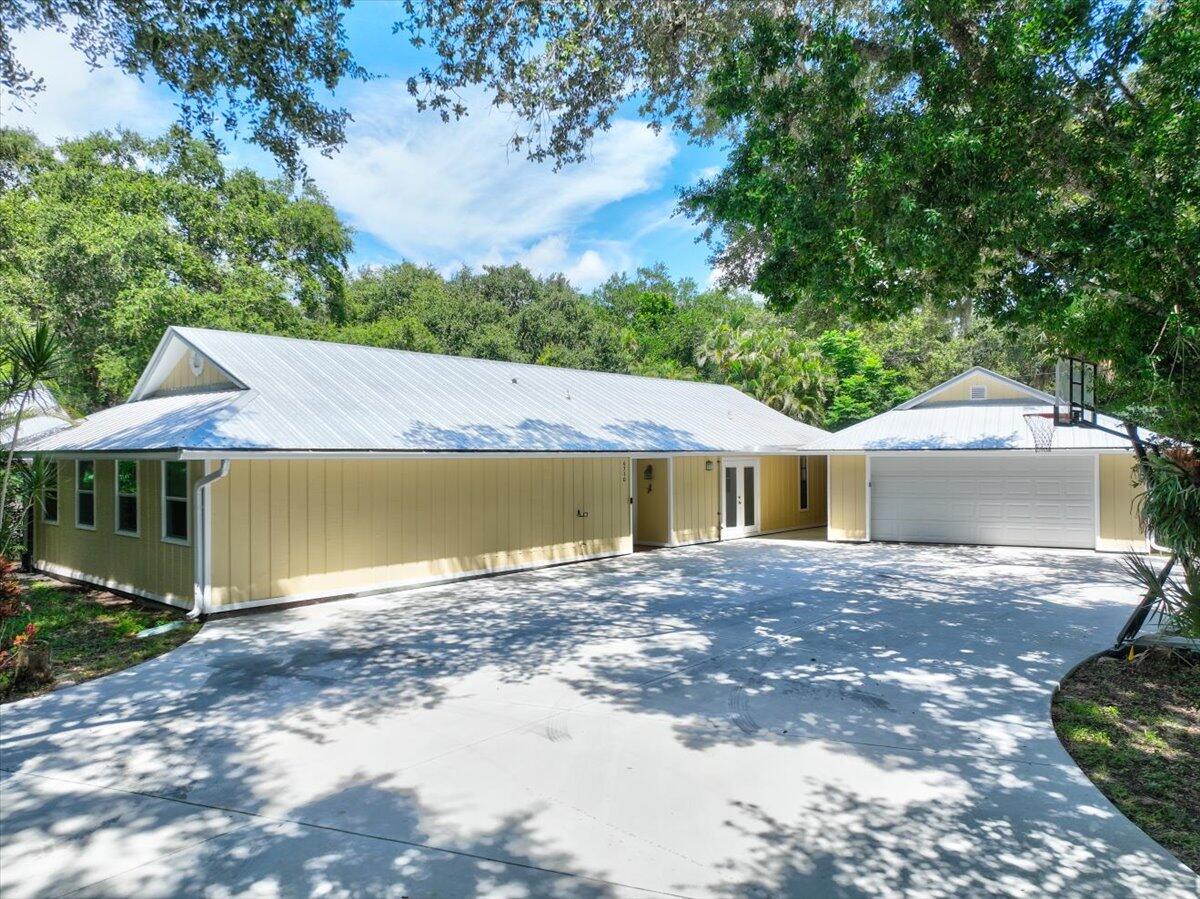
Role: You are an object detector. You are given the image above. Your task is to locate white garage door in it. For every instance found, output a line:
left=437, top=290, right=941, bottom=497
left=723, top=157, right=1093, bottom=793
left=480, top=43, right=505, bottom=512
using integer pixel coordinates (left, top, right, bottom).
left=870, top=456, right=1095, bottom=549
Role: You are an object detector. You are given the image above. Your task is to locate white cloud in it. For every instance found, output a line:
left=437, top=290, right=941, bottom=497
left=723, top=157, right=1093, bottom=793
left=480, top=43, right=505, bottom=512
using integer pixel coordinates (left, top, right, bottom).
left=306, top=82, right=676, bottom=288
left=1, top=27, right=171, bottom=142
left=565, top=250, right=612, bottom=289
left=0, top=31, right=681, bottom=290
left=509, top=235, right=623, bottom=290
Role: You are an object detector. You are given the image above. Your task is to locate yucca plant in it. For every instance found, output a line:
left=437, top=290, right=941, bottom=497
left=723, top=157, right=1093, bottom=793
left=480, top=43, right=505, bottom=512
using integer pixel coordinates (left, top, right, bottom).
left=0, top=323, right=62, bottom=555
left=0, top=457, right=57, bottom=561
left=1121, top=446, right=1200, bottom=640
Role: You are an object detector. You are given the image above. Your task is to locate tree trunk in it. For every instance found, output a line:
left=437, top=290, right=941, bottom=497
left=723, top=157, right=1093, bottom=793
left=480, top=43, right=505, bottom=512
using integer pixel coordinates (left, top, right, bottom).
left=0, top=390, right=29, bottom=542
left=1115, top=554, right=1177, bottom=647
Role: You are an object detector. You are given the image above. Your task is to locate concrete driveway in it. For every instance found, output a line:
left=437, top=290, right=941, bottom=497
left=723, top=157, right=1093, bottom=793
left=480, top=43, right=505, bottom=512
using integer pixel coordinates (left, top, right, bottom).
left=2, top=538, right=1196, bottom=898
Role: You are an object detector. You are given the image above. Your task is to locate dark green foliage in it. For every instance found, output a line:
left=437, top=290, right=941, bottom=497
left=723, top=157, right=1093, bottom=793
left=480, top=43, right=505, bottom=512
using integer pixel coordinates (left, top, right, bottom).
left=817, top=330, right=913, bottom=429
left=0, top=579, right=199, bottom=700
left=0, top=128, right=352, bottom=410
left=329, top=263, right=631, bottom=373
left=862, top=308, right=1056, bottom=395
left=1137, top=450, right=1200, bottom=562
left=1, top=0, right=366, bottom=176
left=685, top=3, right=1200, bottom=440
left=0, top=126, right=1056, bottom=436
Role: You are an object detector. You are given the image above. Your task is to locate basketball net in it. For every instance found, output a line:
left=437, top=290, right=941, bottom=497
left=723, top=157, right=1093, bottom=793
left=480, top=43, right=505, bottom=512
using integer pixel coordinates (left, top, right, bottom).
left=1023, top=412, right=1057, bottom=453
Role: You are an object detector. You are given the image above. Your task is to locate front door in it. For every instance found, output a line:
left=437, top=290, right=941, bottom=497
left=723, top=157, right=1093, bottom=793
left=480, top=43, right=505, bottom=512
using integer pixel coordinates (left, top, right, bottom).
left=722, top=458, right=760, bottom=539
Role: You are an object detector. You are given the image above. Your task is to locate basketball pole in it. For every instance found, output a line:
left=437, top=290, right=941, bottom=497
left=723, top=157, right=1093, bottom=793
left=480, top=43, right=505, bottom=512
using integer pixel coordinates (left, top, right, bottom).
left=1045, top=357, right=1173, bottom=651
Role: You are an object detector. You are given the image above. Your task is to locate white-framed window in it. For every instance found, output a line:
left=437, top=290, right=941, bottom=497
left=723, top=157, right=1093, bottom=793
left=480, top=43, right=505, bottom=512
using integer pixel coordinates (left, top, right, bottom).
left=161, top=461, right=189, bottom=544
left=115, top=460, right=139, bottom=536
left=799, top=456, right=810, bottom=511
left=42, top=461, right=59, bottom=524
left=75, top=460, right=96, bottom=529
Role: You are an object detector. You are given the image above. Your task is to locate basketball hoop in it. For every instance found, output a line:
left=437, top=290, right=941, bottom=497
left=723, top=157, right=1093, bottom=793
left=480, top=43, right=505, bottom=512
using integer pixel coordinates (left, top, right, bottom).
left=1024, top=412, right=1057, bottom=453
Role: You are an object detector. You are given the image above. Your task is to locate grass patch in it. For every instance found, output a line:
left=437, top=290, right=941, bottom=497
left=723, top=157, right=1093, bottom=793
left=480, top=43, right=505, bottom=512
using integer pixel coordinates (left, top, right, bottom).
left=1, top=576, right=199, bottom=703
left=1053, top=649, right=1200, bottom=874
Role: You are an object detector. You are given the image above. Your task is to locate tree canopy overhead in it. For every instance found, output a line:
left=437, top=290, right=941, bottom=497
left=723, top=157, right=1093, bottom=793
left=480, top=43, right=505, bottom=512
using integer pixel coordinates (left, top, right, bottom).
left=684, top=2, right=1199, bottom=436
left=384, top=1, right=1200, bottom=438
left=1, top=0, right=366, bottom=176
left=6, top=3, right=1195, bottom=436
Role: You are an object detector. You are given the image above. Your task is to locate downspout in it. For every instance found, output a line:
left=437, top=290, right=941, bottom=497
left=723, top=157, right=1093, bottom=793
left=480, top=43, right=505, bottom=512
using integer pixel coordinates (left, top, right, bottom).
left=189, top=459, right=230, bottom=619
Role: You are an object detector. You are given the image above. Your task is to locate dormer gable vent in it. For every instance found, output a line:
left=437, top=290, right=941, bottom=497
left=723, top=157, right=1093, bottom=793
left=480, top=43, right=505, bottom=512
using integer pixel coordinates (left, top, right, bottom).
left=969, top=385, right=988, bottom=401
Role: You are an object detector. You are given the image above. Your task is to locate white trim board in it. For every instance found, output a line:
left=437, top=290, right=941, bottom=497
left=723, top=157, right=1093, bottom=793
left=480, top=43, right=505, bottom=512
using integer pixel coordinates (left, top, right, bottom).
left=34, top=448, right=825, bottom=462
left=128, top=327, right=247, bottom=401
left=203, top=546, right=635, bottom=615
left=820, top=448, right=1132, bottom=457
left=35, top=561, right=191, bottom=610
left=865, top=455, right=872, bottom=543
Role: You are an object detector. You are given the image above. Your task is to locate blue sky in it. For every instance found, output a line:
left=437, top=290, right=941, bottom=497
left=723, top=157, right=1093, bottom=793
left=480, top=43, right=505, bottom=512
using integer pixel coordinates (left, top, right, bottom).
left=4, top=3, right=727, bottom=290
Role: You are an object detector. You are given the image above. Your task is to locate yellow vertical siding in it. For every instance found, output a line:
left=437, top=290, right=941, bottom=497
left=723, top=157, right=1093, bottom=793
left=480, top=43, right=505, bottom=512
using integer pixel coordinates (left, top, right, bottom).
left=915, top=372, right=1031, bottom=404
left=828, top=455, right=868, bottom=541
left=34, top=459, right=196, bottom=604
left=759, top=455, right=828, bottom=533
left=151, top=351, right=236, bottom=394
left=208, top=456, right=632, bottom=607
left=634, top=458, right=670, bottom=545
left=1097, top=454, right=1146, bottom=552
left=671, top=456, right=719, bottom=546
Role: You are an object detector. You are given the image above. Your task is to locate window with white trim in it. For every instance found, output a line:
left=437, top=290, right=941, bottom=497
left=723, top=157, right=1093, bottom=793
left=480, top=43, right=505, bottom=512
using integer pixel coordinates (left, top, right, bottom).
left=42, top=461, right=58, bottom=524
left=799, top=457, right=810, bottom=510
left=162, top=461, right=189, bottom=543
left=115, top=460, right=139, bottom=536
left=76, top=460, right=95, bottom=529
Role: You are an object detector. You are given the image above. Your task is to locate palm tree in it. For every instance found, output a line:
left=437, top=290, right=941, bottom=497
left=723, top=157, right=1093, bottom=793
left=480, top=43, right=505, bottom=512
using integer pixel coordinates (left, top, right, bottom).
left=1, top=324, right=61, bottom=551
left=699, top=324, right=827, bottom=424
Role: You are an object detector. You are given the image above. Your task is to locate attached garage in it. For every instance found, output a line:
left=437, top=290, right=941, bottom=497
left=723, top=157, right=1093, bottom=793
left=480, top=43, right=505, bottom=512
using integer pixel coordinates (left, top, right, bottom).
left=870, top=456, right=1095, bottom=549
left=809, top=367, right=1148, bottom=553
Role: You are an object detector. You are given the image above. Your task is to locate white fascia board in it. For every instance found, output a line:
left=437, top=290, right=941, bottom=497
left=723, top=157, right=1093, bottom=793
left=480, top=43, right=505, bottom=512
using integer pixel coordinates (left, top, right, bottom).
left=128, top=328, right=247, bottom=401
left=818, top=447, right=1131, bottom=457
left=860, top=448, right=1123, bottom=457
left=177, top=449, right=747, bottom=461
left=127, top=329, right=179, bottom=401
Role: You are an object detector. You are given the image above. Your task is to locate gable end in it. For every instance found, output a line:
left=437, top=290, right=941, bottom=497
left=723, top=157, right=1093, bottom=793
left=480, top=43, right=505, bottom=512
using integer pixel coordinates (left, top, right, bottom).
left=130, top=330, right=246, bottom=401
left=899, top=367, right=1050, bottom=409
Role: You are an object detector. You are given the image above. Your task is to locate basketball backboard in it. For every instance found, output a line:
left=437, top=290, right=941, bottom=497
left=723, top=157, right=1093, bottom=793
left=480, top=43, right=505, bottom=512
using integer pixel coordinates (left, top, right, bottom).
left=1054, top=358, right=1096, bottom=426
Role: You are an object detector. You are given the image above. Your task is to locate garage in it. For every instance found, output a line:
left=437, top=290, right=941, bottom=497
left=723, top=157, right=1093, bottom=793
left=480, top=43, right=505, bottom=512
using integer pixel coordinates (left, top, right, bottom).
left=810, top=367, right=1144, bottom=552
left=870, top=455, right=1096, bottom=549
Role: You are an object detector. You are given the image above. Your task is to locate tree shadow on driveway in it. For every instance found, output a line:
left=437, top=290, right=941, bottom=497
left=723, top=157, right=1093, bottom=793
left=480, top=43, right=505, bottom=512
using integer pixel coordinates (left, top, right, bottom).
left=1, top=540, right=1195, bottom=897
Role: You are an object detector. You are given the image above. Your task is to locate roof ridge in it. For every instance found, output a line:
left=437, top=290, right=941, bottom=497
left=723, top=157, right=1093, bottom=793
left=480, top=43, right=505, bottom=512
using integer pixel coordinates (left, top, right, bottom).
left=176, top=326, right=769, bottom=395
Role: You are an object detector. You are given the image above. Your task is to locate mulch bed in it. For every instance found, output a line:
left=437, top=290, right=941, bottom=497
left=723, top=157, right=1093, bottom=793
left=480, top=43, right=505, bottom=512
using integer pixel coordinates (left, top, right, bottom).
left=1053, top=648, right=1199, bottom=873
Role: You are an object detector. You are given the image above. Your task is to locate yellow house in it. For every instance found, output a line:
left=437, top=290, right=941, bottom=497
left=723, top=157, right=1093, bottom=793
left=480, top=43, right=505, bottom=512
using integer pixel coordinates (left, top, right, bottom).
left=812, top=368, right=1147, bottom=552
left=26, top=327, right=830, bottom=615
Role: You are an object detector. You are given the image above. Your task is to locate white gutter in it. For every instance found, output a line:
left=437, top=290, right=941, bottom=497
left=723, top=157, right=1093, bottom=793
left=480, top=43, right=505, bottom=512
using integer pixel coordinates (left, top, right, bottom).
left=174, top=448, right=815, bottom=461
left=189, top=459, right=231, bottom=619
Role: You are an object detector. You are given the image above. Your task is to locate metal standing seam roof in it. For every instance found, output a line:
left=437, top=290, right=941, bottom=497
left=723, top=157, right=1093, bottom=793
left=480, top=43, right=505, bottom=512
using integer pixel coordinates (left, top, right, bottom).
left=804, top=401, right=1138, bottom=452
left=25, top=327, right=831, bottom=455
left=1, top=384, right=73, bottom=446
